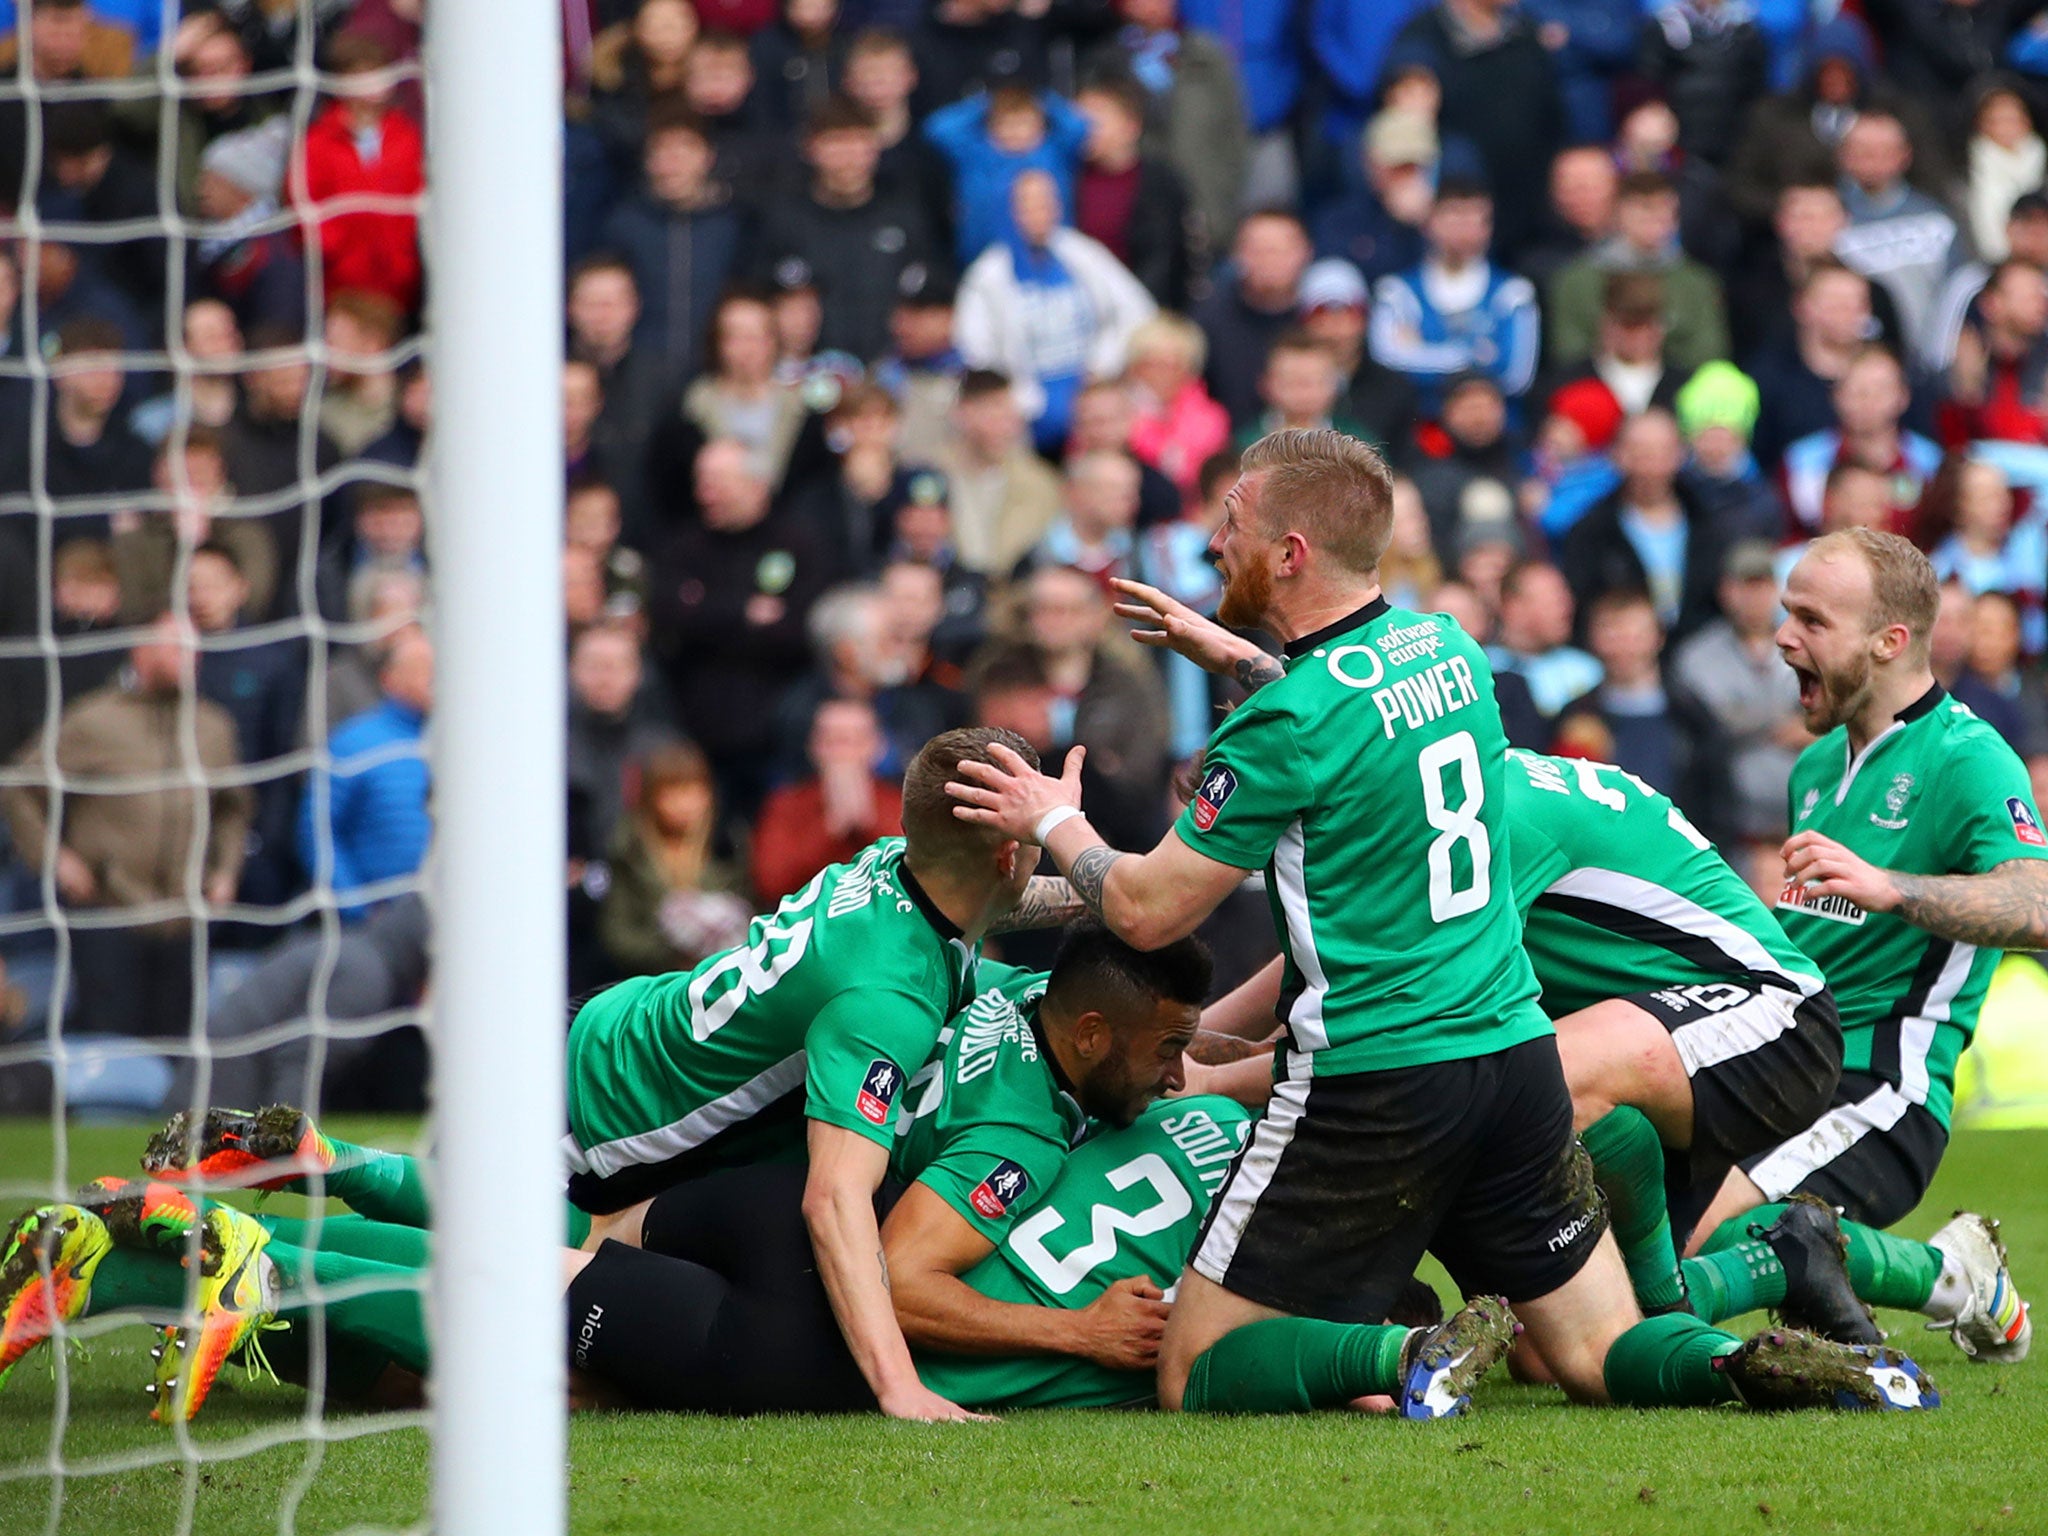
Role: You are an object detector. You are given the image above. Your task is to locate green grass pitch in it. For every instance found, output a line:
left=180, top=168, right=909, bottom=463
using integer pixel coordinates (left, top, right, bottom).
left=3, top=1117, right=2047, bottom=1535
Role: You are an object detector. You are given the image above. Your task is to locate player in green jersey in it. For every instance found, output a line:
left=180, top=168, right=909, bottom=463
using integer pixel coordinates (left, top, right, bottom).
left=560, top=1098, right=1264, bottom=1412
left=120, top=727, right=1091, bottom=1424
left=947, top=430, right=1936, bottom=1417
left=1203, top=745, right=1845, bottom=1325
left=565, top=725, right=1094, bottom=1422
left=607, top=922, right=1213, bottom=1386
left=46, top=927, right=1214, bottom=1417
left=1676, top=529, right=2048, bottom=1362
left=1503, top=749, right=1846, bottom=1305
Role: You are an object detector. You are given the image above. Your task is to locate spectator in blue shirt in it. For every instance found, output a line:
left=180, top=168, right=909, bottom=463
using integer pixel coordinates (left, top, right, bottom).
left=1368, top=177, right=1541, bottom=412
left=923, top=86, right=1088, bottom=264
left=301, top=624, right=433, bottom=918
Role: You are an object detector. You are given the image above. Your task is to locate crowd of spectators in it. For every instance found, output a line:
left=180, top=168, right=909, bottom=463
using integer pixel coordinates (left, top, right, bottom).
left=5, top=0, right=2048, bottom=1080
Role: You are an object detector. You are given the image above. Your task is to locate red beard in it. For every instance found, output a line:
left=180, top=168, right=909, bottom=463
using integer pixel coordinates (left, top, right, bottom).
left=1217, top=555, right=1273, bottom=631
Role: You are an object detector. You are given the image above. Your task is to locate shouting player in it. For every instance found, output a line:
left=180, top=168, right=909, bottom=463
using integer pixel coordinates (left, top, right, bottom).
left=1678, top=529, right=2047, bottom=1360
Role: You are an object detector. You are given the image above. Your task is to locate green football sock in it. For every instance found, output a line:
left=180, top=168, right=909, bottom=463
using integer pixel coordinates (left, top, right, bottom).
left=262, top=1213, right=432, bottom=1270
left=1582, top=1109, right=1685, bottom=1312
left=1681, top=1240, right=1785, bottom=1325
left=1841, top=1219, right=1943, bottom=1312
left=1180, top=1317, right=1411, bottom=1413
left=291, top=1140, right=432, bottom=1229
left=1602, top=1312, right=1742, bottom=1407
left=81, top=1247, right=188, bottom=1316
left=1696, top=1210, right=1756, bottom=1255
left=264, top=1240, right=431, bottom=1376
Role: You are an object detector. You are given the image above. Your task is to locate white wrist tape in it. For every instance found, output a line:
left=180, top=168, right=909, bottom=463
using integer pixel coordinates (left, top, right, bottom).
left=1033, top=805, right=1084, bottom=844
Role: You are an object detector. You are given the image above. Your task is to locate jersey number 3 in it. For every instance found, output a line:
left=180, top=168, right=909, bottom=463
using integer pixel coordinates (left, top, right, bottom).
left=1009, top=1154, right=1192, bottom=1294
left=1419, top=731, right=1491, bottom=923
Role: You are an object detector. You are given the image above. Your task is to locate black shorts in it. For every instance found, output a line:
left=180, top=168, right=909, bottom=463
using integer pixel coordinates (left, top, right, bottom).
left=1622, top=981, right=1844, bottom=1179
left=1735, top=1068, right=1950, bottom=1230
left=1188, top=1035, right=1608, bottom=1322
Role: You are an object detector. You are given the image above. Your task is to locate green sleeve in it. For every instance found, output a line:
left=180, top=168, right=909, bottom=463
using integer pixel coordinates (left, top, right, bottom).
left=1936, top=734, right=2048, bottom=875
left=803, top=988, right=946, bottom=1148
left=970, top=960, right=1038, bottom=1000
left=1171, top=703, right=1316, bottom=872
left=915, top=1126, right=1071, bottom=1244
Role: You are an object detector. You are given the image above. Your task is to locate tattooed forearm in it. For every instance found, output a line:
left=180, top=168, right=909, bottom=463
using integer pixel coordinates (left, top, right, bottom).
left=1890, top=860, right=2048, bottom=951
left=1234, top=652, right=1285, bottom=692
left=986, top=876, right=1089, bottom=934
left=1065, top=845, right=1130, bottom=921
left=1185, top=1030, right=1274, bottom=1066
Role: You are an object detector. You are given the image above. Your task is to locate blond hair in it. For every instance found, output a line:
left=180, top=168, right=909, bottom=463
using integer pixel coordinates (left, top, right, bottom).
left=1126, top=312, right=1208, bottom=376
left=1237, top=428, right=1396, bottom=574
left=1809, top=527, right=1939, bottom=660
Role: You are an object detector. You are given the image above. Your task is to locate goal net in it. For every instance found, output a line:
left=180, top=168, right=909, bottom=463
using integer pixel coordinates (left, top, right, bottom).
left=0, top=2, right=564, bottom=1531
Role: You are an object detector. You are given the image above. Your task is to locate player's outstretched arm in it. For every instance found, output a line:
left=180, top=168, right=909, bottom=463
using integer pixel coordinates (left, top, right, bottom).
left=947, top=745, right=1248, bottom=949
left=882, top=1183, right=1171, bottom=1370
left=1111, top=579, right=1284, bottom=691
left=802, top=1122, right=992, bottom=1422
left=1784, top=833, right=2048, bottom=950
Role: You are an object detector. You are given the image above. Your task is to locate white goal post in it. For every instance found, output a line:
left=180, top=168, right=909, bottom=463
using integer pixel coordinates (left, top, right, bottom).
left=424, top=2, right=566, bottom=1533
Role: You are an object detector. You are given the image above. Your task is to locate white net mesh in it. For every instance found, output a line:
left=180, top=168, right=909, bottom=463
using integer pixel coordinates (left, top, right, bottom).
left=0, top=3, right=437, bottom=1529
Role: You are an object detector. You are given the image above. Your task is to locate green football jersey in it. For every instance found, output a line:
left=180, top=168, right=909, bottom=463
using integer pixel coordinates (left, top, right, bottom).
left=564, top=838, right=978, bottom=1181
left=890, top=963, right=1090, bottom=1243
left=1172, top=599, right=1549, bottom=1075
left=915, top=1095, right=1254, bottom=1410
left=1505, top=750, right=1824, bottom=1018
left=1776, top=686, right=2048, bottom=1128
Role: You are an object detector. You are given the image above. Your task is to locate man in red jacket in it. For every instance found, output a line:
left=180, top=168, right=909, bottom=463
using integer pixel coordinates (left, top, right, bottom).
left=294, top=32, right=425, bottom=317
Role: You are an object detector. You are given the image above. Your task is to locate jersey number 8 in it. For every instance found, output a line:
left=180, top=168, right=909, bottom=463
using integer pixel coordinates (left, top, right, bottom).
left=1418, top=731, right=1491, bottom=923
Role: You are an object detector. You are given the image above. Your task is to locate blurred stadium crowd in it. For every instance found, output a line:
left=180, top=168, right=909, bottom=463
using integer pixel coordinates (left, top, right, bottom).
left=3, top=0, right=2048, bottom=1111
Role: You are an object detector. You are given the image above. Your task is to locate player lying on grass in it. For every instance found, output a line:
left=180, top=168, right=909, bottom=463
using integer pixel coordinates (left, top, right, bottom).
left=0, top=1179, right=432, bottom=1422
left=949, top=430, right=1939, bottom=1415
left=0, top=924, right=1222, bottom=1419
left=564, top=725, right=1086, bottom=1421
left=118, top=725, right=1089, bottom=1423
left=0, top=926, right=1489, bottom=1419
left=566, top=920, right=1221, bottom=1401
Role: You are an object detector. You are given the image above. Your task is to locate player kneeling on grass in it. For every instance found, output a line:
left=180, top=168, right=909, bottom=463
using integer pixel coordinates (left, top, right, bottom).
left=954, top=430, right=1938, bottom=1415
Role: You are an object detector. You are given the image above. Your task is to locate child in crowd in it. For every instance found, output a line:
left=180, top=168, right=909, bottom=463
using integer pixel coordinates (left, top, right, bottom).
left=923, top=85, right=1089, bottom=263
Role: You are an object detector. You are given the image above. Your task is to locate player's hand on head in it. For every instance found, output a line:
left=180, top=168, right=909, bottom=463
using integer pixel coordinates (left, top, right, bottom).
left=948, top=743, right=1085, bottom=844
left=1073, top=1274, right=1172, bottom=1371
left=1781, top=830, right=1899, bottom=913
left=1111, top=579, right=1248, bottom=675
left=877, top=1382, right=998, bottom=1423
